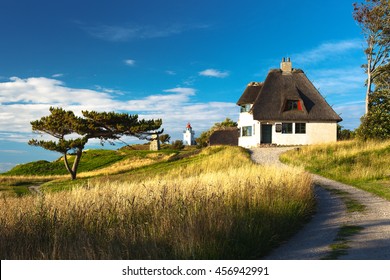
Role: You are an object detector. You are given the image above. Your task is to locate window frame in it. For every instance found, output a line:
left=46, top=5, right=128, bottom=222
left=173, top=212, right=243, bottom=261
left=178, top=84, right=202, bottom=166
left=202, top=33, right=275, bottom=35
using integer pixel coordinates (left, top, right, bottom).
left=281, top=123, right=293, bottom=134
left=240, top=104, right=251, bottom=113
left=295, top=123, right=306, bottom=134
left=285, top=100, right=302, bottom=111
left=241, top=126, right=253, bottom=137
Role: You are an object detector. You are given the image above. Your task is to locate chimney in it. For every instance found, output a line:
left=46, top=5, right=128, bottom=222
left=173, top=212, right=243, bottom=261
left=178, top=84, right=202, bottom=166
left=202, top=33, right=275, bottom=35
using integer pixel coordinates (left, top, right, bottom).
left=280, top=57, right=292, bottom=72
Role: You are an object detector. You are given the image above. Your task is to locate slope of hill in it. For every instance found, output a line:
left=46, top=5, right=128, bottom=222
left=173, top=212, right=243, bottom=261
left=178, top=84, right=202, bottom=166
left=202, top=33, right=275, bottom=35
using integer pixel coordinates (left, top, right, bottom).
left=2, top=148, right=177, bottom=176
left=0, top=146, right=314, bottom=259
left=280, top=140, right=390, bottom=200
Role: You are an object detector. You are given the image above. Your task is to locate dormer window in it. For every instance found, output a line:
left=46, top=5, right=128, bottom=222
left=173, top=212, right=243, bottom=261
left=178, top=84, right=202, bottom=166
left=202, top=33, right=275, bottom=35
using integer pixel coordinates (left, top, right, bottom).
left=285, top=100, right=302, bottom=111
left=240, top=104, right=251, bottom=113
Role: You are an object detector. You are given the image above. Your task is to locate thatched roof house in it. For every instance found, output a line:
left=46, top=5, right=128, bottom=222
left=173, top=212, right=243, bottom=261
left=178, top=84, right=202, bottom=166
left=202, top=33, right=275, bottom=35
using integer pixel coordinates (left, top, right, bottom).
left=237, top=58, right=342, bottom=147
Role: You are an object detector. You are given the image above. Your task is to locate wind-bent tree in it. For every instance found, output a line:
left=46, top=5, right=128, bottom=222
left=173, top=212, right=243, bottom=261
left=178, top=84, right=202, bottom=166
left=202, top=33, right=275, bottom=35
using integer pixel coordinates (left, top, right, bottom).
left=29, top=107, right=162, bottom=180
left=353, top=0, right=389, bottom=114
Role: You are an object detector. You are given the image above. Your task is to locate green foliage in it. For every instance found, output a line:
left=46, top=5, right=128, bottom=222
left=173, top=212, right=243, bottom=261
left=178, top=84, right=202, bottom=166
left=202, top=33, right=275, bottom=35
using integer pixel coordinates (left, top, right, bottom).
left=353, top=0, right=389, bottom=118
left=159, top=134, right=171, bottom=144
left=356, top=64, right=390, bottom=140
left=337, top=125, right=355, bottom=140
left=171, top=140, right=184, bottom=150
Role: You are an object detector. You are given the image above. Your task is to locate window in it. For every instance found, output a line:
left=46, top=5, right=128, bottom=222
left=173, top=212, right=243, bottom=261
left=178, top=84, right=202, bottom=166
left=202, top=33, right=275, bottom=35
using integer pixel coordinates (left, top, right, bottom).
left=295, top=123, right=306, bottom=134
left=242, top=126, right=252, bottom=136
left=285, top=100, right=302, bottom=111
left=275, top=123, right=282, bottom=133
left=240, top=104, right=251, bottom=113
left=282, top=123, right=292, bottom=134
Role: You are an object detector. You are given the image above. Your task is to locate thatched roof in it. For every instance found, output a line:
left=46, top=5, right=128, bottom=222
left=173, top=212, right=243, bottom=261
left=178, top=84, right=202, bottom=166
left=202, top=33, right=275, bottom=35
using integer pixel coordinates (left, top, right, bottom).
left=237, top=68, right=342, bottom=122
left=209, top=128, right=239, bottom=146
left=236, top=82, right=263, bottom=105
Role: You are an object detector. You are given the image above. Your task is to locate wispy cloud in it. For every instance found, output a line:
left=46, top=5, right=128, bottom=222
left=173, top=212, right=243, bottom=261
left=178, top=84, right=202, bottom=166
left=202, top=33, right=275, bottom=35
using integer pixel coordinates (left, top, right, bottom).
left=0, top=77, right=237, bottom=143
left=310, top=67, right=365, bottom=95
left=52, top=73, right=64, bottom=78
left=0, top=162, right=17, bottom=173
left=124, top=59, right=135, bottom=66
left=199, top=69, right=229, bottom=78
left=82, top=23, right=209, bottom=42
left=294, top=39, right=363, bottom=65
left=165, top=70, right=176, bottom=75
left=0, top=149, right=27, bottom=154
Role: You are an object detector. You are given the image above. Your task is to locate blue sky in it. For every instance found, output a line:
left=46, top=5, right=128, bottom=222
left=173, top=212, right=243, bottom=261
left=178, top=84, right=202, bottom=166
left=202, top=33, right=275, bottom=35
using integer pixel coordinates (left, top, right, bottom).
left=0, top=0, right=367, bottom=171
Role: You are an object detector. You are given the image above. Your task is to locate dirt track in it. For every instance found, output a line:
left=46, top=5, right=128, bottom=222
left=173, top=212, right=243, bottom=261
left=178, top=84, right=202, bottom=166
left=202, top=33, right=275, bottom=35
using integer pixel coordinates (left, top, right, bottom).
left=250, top=147, right=390, bottom=260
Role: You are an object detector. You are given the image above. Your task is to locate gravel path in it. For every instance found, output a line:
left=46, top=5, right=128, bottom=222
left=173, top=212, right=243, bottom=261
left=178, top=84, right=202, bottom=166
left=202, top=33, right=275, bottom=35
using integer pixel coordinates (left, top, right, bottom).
left=250, top=147, right=390, bottom=260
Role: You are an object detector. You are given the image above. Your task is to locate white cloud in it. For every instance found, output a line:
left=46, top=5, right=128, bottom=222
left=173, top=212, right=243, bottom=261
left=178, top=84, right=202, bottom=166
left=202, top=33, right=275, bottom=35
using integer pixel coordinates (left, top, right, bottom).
left=0, top=77, right=238, bottom=143
left=199, top=69, right=229, bottom=78
left=294, top=39, right=363, bottom=65
left=310, top=67, right=366, bottom=95
left=0, top=149, right=27, bottom=154
left=0, top=162, right=17, bottom=172
left=165, top=70, right=176, bottom=75
left=52, top=73, right=64, bottom=78
left=124, top=59, right=135, bottom=66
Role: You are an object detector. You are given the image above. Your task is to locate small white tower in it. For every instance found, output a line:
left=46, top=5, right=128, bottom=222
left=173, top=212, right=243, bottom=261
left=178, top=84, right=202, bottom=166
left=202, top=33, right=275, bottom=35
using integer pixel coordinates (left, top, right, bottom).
left=183, top=123, right=195, bottom=145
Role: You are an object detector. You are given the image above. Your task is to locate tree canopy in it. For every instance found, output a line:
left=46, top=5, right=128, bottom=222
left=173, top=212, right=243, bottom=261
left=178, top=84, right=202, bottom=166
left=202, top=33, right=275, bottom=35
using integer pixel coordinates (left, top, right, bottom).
left=29, top=107, right=162, bottom=179
left=353, top=0, right=389, bottom=114
left=354, top=0, right=390, bottom=140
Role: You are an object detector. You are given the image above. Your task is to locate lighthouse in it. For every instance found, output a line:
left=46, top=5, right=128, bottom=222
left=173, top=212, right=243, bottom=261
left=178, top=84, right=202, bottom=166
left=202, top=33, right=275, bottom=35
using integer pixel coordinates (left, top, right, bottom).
left=183, top=123, right=195, bottom=145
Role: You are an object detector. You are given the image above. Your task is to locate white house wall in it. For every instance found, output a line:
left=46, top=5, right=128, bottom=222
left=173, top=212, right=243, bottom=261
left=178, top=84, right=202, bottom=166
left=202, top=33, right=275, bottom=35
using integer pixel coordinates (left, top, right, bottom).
left=271, top=122, right=337, bottom=145
left=306, top=122, right=337, bottom=144
left=238, top=111, right=260, bottom=148
left=238, top=121, right=338, bottom=147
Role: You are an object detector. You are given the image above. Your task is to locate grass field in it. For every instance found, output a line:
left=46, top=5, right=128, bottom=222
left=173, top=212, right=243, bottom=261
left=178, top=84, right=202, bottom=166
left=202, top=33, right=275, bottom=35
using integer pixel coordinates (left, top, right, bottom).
left=0, top=146, right=315, bottom=259
left=280, top=140, right=390, bottom=201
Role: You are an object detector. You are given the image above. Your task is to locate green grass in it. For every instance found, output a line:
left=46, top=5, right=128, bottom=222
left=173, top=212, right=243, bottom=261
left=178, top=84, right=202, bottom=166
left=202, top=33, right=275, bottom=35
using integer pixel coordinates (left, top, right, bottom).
left=3, top=149, right=167, bottom=176
left=325, top=188, right=366, bottom=213
left=280, top=140, right=390, bottom=201
left=322, top=225, right=364, bottom=259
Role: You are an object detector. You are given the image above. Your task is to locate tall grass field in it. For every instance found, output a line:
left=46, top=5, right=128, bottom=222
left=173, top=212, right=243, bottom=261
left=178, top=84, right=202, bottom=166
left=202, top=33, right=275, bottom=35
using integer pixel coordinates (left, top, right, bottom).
left=280, top=140, right=390, bottom=200
left=0, top=146, right=314, bottom=259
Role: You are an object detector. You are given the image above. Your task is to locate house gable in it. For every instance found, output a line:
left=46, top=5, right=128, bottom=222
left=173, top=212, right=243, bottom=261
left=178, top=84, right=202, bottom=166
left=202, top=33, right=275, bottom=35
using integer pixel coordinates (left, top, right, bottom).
left=236, top=82, right=263, bottom=106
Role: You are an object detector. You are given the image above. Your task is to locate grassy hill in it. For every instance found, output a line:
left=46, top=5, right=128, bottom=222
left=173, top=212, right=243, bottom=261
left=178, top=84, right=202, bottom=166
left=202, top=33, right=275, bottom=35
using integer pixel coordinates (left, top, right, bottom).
left=2, top=148, right=177, bottom=176
left=280, top=140, right=390, bottom=201
left=0, top=146, right=184, bottom=196
left=0, top=146, right=314, bottom=259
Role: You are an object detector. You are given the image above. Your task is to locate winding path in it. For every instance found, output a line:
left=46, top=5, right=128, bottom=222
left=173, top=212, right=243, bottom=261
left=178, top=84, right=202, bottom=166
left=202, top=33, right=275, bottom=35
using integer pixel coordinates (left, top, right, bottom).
left=28, top=185, right=43, bottom=195
left=250, top=147, right=390, bottom=260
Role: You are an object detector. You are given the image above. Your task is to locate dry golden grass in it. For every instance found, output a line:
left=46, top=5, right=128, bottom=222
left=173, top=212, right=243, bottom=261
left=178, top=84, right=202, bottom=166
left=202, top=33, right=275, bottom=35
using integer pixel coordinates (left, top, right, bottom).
left=281, top=139, right=390, bottom=200
left=0, top=147, right=314, bottom=259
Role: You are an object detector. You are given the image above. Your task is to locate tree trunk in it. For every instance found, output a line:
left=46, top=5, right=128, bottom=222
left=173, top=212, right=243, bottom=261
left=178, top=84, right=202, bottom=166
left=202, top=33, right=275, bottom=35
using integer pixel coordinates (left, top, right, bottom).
left=366, top=55, right=372, bottom=115
left=63, top=150, right=82, bottom=180
left=366, top=71, right=371, bottom=115
left=71, top=149, right=83, bottom=180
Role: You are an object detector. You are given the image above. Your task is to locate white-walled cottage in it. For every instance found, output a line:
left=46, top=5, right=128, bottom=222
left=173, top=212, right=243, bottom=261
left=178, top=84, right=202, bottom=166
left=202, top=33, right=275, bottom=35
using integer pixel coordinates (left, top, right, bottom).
left=237, top=58, right=342, bottom=147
